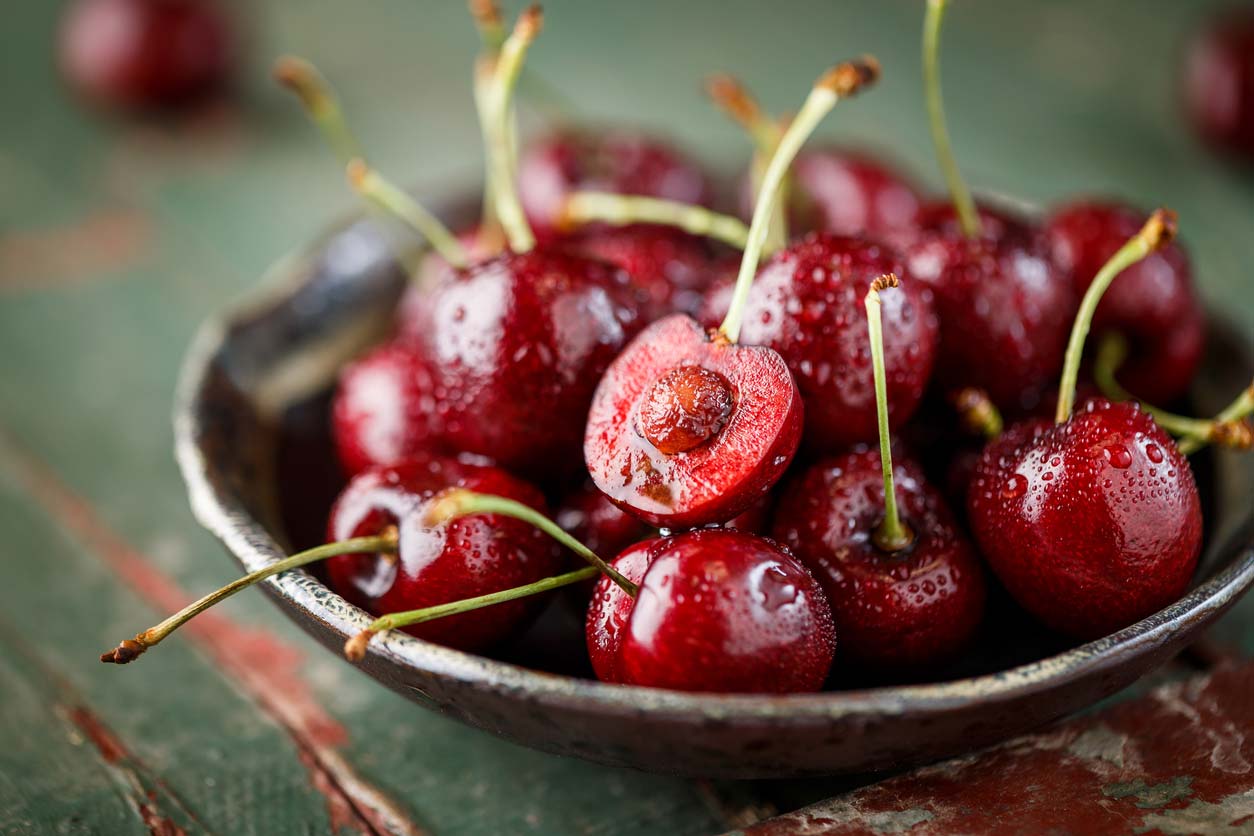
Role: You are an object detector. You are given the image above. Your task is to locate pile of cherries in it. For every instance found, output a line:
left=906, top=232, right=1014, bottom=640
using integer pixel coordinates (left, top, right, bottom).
left=104, top=1, right=1253, bottom=696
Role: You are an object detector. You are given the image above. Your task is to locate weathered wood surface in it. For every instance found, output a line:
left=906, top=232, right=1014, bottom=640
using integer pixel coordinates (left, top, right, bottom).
left=0, top=1, right=1251, bottom=834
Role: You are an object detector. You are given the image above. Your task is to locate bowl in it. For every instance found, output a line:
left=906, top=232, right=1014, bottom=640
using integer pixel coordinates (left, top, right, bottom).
left=175, top=209, right=1254, bottom=779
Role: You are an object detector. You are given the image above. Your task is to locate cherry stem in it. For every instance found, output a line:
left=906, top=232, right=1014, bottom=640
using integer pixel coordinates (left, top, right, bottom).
left=719, top=58, right=880, bottom=343
left=952, top=387, right=1003, bottom=439
left=100, top=530, right=399, bottom=665
left=274, top=57, right=363, bottom=165
left=1055, top=208, right=1177, bottom=425
left=344, top=566, right=599, bottom=662
left=483, top=5, right=541, bottom=254
left=562, top=192, right=752, bottom=250
left=346, top=159, right=470, bottom=268
left=468, top=0, right=506, bottom=51
left=1095, top=334, right=1254, bottom=455
left=705, top=74, right=789, bottom=249
left=424, top=488, right=637, bottom=596
left=865, top=274, right=915, bottom=553
left=922, top=0, right=981, bottom=240
left=469, top=1, right=508, bottom=252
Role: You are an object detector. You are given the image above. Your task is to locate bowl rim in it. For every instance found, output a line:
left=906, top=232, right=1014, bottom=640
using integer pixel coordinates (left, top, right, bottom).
left=174, top=216, right=1254, bottom=722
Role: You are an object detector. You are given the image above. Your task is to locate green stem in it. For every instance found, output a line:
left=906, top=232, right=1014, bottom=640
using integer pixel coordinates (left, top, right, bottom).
left=273, top=57, right=363, bottom=165
left=865, top=275, right=915, bottom=552
left=483, top=7, right=541, bottom=253
left=101, top=531, right=399, bottom=665
left=1055, top=209, right=1177, bottom=424
left=563, top=192, right=752, bottom=250
left=922, top=0, right=980, bottom=239
left=719, top=58, right=879, bottom=343
left=347, top=160, right=469, bottom=268
left=344, top=566, right=599, bottom=661
left=425, top=488, right=637, bottom=596
left=952, top=387, right=1003, bottom=439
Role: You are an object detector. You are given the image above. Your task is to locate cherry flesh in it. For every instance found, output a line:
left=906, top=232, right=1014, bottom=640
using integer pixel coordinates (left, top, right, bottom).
left=1045, top=201, right=1205, bottom=405
left=584, top=314, right=802, bottom=528
left=59, top=0, right=235, bottom=110
left=326, top=456, right=562, bottom=651
left=904, top=203, right=1075, bottom=412
left=967, top=399, right=1202, bottom=640
left=1185, top=9, right=1254, bottom=159
left=701, top=233, right=938, bottom=451
left=519, top=130, right=711, bottom=237
left=586, top=529, right=835, bottom=693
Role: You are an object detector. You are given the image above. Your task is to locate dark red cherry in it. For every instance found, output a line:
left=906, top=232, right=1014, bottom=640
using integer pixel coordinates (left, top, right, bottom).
left=518, top=130, right=711, bottom=237
left=585, top=529, right=835, bottom=692
left=1044, top=201, right=1205, bottom=404
left=1184, top=8, right=1254, bottom=158
left=556, top=482, right=652, bottom=560
left=59, top=0, right=234, bottom=110
left=904, top=203, right=1075, bottom=412
left=332, top=342, right=445, bottom=477
left=404, top=247, right=644, bottom=482
left=773, top=450, right=985, bottom=670
left=967, top=399, right=1202, bottom=640
left=326, top=456, right=561, bottom=651
left=701, top=233, right=937, bottom=451
left=584, top=314, right=802, bottom=528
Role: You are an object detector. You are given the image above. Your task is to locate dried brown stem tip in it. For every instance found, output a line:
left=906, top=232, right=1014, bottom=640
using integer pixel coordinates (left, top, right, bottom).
left=100, top=638, right=146, bottom=665
left=469, top=0, right=503, bottom=30
left=1211, top=418, right=1253, bottom=450
left=344, top=629, right=376, bottom=662
left=704, top=74, right=763, bottom=128
left=869, top=272, right=899, bottom=293
left=819, top=56, right=881, bottom=97
left=952, top=387, right=1004, bottom=439
left=1143, top=208, right=1178, bottom=250
left=272, top=56, right=322, bottom=107
left=345, top=158, right=369, bottom=189
left=515, top=4, right=543, bottom=41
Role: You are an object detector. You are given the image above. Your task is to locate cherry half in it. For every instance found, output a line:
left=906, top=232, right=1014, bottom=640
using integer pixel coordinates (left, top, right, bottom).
left=967, top=210, right=1203, bottom=640
left=585, top=529, right=836, bottom=692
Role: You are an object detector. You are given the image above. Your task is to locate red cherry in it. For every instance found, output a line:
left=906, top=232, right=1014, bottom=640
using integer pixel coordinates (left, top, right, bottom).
left=326, top=457, right=562, bottom=651
left=1044, top=201, right=1205, bottom=404
left=331, top=342, right=444, bottom=476
left=904, top=202, right=1075, bottom=411
left=518, top=130, right=711, bottom=237
left=584, top=314, right=802, bottom=528
left=967, top=400, right=1201, bottom=639
left=1184, top=8, right=1254, bottom=158
left=773, top=450, right=985, bottom=670
left=702, top=233, right=937, bottom=451
left=585, top=530, right=835, bottom=693
left=59, top=0, right=234, bottom=110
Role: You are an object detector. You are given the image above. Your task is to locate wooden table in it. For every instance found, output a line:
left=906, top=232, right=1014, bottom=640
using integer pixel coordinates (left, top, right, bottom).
left=1, top=1, right=1251, bottom=833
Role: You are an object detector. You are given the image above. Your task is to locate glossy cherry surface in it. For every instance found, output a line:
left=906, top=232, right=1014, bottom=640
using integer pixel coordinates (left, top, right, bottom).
left=584, top=314, right=802, bottom=528
left=326, top=457, right=561, bottom=651
left=702, top=233, right=937, bottom=451
left=967, top=399, right=1202, bottom=640
left=1045, top=201, right=1205, bottom=404
left=404, top=247, right=645, bottom=482
left=586, top=529, right=835, bottom=693
left=519, top=130, right=711, bottom=236
left=1185, top=8, right=1254, bottom=158
left=904, top=203, right=1074, bottom=412
left=59, top=0, right=234, bottom=110
left=773, top=450, right=985, bottom=670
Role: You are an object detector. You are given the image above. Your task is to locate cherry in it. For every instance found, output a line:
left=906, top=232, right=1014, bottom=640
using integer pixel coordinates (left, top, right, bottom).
left=585, top=60, right=880, bottom=527
left=1044, top=200, right=1204, bottom=405
left=967, top=210, right=1203, bottom=640
left=772, top=276, right=984, bottom=670
left=585, top=529, right=835, bottom=692
left=1184, top=8, right=1254, bottom=159
left=59, top=0, right=234, bottom=111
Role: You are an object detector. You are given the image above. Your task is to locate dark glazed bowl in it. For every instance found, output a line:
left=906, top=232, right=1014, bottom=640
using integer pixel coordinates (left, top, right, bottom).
left=175, top=210, right=1254, bottom=779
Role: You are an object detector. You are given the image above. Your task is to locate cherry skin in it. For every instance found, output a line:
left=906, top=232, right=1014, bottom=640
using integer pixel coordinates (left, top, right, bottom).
left=518, top=130, right=711, bottom=238
left=584, top=314, right=803, bottom=528
left=326, top=456, right=562, bottom=651
left=59, top=0, right=235, bottom=110
left=1044, top=201, right=1205, bottom=405
left=332, top=341, right=445, bottom=477
left=904, top=203, right=1075, bottom=412
left=701, top=233, right=937, bottom=451
left=967, top=399, right=1202, bottom=640
left=585, top=529, right=835, bottom=693
left=773, top=450, right=985, bottom=670
left=403, top=247, right=645, bottom=483
left=1184, top=8, right=1254, bottom=158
